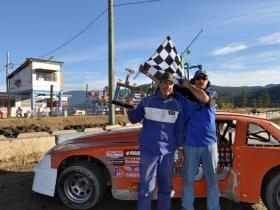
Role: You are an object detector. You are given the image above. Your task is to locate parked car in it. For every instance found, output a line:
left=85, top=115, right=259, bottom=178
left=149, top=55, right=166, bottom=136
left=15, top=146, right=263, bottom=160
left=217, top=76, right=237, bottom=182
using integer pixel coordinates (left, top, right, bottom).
left=32, top=112, right=280, bottom=210
left=68, top=107, right=86, bottom=116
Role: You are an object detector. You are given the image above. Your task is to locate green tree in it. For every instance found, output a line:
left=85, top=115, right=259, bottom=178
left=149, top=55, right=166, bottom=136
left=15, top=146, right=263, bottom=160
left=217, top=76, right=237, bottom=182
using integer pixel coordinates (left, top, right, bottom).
left=252, top=99, right=257, bottom=109
left=260, top=88, right=270, bottom=108
left=240, top=90, right=247, bottom=108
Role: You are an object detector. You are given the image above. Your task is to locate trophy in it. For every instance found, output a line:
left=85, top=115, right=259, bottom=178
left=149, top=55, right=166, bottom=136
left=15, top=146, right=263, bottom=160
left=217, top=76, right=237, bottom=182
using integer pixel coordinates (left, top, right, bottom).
left=111, top=68, right=136, bottom=109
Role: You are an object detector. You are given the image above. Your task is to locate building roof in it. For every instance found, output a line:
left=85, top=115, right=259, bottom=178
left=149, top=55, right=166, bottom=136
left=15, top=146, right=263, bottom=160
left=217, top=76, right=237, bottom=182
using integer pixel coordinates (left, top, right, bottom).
left=7, top=57, right=64, bottom=79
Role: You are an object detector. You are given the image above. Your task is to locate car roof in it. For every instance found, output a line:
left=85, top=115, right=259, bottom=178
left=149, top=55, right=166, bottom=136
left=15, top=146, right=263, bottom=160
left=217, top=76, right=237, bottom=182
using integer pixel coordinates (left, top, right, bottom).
left=216, top=111, right=268, bottom=120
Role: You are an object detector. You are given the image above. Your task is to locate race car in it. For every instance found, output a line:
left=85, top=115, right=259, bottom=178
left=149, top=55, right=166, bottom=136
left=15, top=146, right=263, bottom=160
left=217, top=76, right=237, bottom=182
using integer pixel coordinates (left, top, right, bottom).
left=32, top=112, right=280, bottom=210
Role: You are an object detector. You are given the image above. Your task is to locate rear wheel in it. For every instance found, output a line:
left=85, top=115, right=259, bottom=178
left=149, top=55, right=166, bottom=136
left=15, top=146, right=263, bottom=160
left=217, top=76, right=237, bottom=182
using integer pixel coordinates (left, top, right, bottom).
left=261, top=171, right=280, bottom=210
left=57, top=161, right=106, bottom=209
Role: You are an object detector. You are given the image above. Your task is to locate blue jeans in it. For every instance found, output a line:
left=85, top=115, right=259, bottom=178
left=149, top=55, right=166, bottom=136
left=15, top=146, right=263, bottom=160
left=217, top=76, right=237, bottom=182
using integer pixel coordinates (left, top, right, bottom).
left=137, top=150, right=174, bottom=210
left=181, top=143, right=220, bottom=210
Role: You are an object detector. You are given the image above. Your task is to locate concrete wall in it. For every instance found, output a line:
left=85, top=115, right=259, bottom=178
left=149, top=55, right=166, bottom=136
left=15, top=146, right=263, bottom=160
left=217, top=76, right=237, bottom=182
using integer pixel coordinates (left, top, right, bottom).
left=251, top=110, right=280, bottom=120
left=0, top=133, right=55, bottom=170
left=0, top=123, right=142, bottom=170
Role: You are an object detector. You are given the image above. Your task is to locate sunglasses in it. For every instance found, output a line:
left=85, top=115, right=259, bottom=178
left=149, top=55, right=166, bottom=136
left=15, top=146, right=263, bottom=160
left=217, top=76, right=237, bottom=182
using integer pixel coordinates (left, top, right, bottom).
left=195, top=76, right=208, bottom=81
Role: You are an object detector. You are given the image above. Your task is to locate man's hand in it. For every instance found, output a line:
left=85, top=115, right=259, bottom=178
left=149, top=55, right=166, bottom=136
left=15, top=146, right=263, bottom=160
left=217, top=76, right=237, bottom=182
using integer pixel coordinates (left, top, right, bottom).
left=125, top=97, right=135, bottom=108
left=182, top=78, right=190, bottom=88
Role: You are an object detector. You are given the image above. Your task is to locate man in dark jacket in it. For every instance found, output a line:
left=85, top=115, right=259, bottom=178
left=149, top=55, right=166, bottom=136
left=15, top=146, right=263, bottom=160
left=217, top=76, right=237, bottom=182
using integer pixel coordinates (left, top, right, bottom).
left=180, top=69, right=220, bottom=210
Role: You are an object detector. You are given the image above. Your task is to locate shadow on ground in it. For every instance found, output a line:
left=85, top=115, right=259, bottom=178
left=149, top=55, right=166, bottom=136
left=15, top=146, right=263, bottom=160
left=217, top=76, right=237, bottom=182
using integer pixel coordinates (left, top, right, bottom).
left=0, top=169, right=265, bottom=210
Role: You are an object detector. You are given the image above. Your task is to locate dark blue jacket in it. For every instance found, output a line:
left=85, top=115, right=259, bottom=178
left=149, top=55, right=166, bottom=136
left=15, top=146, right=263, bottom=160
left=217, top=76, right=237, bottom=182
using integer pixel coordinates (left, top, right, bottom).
left=180, top=88, right=217, bottom=147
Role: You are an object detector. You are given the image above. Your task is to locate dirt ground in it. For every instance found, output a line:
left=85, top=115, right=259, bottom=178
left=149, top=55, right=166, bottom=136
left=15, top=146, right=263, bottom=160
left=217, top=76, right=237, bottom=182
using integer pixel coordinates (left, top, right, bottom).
left=0, top=115, right=268, bottom=210
left=0, top=115, right=130, bottom=133
left=0, top=164, right=267, bottom=210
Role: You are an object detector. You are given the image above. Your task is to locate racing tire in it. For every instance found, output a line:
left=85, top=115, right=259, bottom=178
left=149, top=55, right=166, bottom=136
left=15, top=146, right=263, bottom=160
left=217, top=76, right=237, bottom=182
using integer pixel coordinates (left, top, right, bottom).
left=261, top=170, right=280, bottom=210
left=57, top=161, right=106, bottom=209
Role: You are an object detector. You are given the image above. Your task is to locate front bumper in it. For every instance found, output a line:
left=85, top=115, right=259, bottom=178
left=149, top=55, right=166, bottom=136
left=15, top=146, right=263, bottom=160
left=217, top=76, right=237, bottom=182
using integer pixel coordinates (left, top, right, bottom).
left=32, top=154, right=58, bottom=196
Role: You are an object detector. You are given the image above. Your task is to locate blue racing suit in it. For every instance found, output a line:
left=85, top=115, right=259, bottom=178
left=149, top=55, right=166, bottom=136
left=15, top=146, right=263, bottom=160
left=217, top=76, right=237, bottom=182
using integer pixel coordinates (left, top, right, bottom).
left=127, top=91, right=184, bottom=210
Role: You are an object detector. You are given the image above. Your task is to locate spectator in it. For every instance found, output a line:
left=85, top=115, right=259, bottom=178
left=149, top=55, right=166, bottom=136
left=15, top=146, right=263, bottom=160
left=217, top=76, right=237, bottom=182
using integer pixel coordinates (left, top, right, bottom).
left=16, top=107, right=23, bottom=117
left=180, top=69, right=220, bottom=210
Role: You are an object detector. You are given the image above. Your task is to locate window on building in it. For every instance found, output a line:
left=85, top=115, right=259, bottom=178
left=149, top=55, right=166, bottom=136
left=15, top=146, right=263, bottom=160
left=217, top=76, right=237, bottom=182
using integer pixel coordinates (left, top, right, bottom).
left=36, top=70, right=57, bottom=82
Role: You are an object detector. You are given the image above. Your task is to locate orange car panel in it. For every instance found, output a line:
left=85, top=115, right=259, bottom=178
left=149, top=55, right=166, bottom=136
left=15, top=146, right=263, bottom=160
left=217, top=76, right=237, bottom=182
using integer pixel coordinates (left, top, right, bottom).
left=47, top=112, right=280, bottom=205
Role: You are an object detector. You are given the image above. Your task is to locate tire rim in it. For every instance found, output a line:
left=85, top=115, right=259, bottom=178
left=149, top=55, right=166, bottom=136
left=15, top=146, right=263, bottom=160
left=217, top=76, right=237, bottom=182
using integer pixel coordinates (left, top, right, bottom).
left=64, top=173, right=94, bottom=203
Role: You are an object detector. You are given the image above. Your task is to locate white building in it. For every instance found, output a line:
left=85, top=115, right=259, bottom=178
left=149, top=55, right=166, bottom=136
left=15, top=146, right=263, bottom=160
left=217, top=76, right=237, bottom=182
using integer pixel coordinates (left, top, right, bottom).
left=6, top=57, right=68, bottom=117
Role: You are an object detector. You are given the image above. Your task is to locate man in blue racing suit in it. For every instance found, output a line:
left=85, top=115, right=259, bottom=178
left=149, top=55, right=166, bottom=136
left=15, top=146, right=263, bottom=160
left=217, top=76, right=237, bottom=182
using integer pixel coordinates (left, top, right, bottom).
left=125, top=72, right=184, bottom=210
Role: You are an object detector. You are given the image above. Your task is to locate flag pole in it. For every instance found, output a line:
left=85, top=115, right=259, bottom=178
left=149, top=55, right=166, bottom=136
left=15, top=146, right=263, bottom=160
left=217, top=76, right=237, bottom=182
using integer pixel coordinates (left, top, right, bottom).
left=181, top=29, right=203, bottom=80
left=182, top=29, right=203, bottom=55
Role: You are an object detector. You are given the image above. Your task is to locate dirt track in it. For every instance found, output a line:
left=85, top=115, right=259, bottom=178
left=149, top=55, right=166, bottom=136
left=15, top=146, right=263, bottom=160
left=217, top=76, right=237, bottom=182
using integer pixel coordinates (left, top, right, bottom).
left=0, top=115, right=129, bottom=137
left=0, top=164, right=267, bottom=210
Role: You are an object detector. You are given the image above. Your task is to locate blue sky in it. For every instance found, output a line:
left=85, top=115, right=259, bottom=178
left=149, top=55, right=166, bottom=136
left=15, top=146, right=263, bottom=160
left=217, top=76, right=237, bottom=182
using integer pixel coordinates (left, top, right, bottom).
left=1, top=0, right=280, bottom=92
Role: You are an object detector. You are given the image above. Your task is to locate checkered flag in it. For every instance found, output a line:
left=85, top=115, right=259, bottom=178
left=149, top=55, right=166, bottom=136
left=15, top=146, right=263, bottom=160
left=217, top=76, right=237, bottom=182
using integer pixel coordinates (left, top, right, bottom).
left=140, top=36, right=184, bottom=84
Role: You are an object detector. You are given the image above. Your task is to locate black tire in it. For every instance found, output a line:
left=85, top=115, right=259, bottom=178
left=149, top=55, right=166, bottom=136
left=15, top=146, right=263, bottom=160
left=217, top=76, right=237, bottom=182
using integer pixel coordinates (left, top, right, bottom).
left=57, top=161, right=106, bottom=210
left=261, top=171, right=280, bottom=210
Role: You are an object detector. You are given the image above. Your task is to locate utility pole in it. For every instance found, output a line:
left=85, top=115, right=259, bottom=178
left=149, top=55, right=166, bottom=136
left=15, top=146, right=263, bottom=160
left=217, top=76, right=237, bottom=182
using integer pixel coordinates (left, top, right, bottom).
left=6, top=51, right=11, bottom=118
left=85, top=84, right=88, bottom=114
left=50, top=85, right=53, bottom=116
left=108, top=0, right=115, bottom=125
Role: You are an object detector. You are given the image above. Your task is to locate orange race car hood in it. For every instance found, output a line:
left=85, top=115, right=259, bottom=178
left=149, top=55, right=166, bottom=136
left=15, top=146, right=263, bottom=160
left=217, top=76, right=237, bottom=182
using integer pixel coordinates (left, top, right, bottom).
left=49, top=128, right=140, bottom=153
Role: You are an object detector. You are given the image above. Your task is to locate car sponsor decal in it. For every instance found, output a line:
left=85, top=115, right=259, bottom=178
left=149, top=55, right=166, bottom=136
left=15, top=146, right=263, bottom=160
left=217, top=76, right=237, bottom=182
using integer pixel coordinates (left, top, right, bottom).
left=125, top=157, right=140, bottom=165
left=106, top=151, right=125, bottom=165
left=106, top=151, right=124, bottom=159
left=108, top=159, right=125, bottom=165
left=124, top=150, right=140, bottom=156
left=113, top=167, right=125, bottom=177
left=110, top=150, right=141, bottom=177
left=124, top=166, right=140, bottom=178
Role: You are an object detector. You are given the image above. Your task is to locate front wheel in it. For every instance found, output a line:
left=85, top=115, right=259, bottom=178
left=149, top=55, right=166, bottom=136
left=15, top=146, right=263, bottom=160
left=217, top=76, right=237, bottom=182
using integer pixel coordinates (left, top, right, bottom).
left=57, top=162, right=106, bottom=209
left=261, top=171, right=280, bottom=210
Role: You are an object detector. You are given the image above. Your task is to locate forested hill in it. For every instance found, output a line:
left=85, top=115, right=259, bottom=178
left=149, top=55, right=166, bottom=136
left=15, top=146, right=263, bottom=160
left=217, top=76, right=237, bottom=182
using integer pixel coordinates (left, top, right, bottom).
left=65, top=83, right=280, bottom=109
left=212, top=83, right=280, bottom=107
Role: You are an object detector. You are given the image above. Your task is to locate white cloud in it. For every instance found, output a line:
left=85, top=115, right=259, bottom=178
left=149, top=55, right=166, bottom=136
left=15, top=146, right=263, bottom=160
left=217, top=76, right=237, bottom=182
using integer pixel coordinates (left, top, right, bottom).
left=211, top=65, right=280, bottom=87
left=214, top=2, right=280, bottom=27
left=211, top=44, right=249, bottom=56
left=258, top=32, right=280, bottom=45
left=218, top=62, right=246, bottom=71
